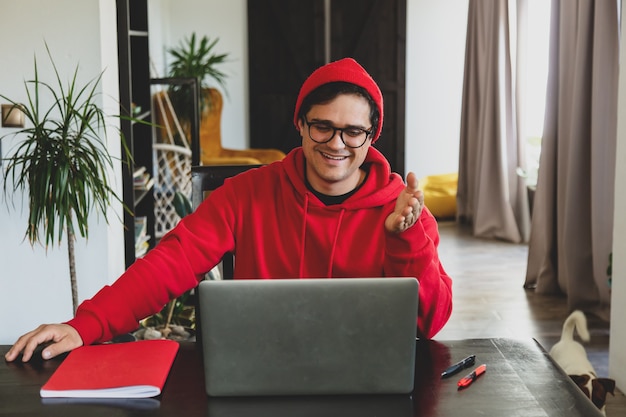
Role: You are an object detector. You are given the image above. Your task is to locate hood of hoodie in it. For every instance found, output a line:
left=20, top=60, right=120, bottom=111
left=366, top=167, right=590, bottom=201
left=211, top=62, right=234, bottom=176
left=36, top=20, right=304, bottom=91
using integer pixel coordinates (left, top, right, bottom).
left=282, top=147, right=405, bottom=211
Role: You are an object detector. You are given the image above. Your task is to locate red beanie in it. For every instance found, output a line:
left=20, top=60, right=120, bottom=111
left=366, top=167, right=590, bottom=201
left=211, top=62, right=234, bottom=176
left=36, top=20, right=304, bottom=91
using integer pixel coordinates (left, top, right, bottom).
left=293, top=58, right=384, bottom=143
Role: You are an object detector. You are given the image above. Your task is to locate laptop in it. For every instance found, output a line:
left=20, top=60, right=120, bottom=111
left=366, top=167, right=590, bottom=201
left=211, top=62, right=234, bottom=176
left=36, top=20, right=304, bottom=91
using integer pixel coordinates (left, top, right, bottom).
left=197, top=277, right=418, bottom=397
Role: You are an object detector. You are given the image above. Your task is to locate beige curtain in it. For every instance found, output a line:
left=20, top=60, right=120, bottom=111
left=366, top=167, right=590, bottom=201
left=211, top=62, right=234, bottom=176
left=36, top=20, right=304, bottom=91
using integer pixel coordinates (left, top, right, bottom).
left=457, top=0, right=531, bottom=243
left=524, top=0, right=618, bottom=321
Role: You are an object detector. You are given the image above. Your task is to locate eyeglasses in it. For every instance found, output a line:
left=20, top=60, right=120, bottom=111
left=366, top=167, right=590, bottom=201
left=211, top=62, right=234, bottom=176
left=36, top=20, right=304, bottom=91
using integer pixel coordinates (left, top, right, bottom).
left=304, top=117, right=372, bottom=149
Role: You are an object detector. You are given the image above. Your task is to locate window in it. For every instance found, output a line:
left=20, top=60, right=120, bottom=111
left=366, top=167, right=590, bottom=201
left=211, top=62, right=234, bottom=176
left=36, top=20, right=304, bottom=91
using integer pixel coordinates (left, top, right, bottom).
left=519, top=0, right=551, bottom=189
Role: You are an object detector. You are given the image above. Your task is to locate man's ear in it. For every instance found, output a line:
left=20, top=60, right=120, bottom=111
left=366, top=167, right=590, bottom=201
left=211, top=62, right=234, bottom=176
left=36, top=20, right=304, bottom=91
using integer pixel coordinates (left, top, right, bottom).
left=296, top=118, right=307, bottom=142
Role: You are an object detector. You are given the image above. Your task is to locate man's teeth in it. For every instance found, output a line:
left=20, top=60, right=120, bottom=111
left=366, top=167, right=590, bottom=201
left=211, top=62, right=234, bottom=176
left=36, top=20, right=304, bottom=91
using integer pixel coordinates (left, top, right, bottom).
left=322, top=153, right=346, bottom=160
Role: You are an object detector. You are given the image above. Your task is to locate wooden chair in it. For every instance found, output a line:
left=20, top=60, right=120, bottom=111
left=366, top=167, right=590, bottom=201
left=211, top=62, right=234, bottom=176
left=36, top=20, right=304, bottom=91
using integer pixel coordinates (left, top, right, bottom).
left=199, top=88, right=286, bottom=165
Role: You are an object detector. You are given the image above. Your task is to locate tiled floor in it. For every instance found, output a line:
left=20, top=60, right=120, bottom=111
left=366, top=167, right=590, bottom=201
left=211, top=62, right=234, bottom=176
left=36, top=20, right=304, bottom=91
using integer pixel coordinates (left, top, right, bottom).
left=433, top=221, right=625, bottom=416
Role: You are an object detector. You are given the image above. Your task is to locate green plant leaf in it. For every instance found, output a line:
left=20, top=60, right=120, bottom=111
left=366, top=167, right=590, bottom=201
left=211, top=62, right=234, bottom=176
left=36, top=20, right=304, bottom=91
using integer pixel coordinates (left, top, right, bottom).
left=173, top=191, right=193, bottom=218
left=0, top=42, right=131, bottom=248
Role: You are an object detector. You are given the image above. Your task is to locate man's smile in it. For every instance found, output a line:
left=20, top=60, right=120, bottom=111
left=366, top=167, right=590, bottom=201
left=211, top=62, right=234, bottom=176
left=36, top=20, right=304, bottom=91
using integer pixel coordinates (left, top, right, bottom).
left=320, top=151, right=349, bottom=161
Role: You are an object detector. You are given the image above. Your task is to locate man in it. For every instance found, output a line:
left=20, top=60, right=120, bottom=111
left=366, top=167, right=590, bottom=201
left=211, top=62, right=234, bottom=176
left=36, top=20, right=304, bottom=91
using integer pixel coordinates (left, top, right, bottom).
left=6, top=58, right=453, bottom=363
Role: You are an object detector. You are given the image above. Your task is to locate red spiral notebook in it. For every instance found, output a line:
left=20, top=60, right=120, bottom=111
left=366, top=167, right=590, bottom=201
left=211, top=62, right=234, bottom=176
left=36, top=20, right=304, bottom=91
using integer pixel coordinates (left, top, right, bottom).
left=40, top=339, right=179, bottom=398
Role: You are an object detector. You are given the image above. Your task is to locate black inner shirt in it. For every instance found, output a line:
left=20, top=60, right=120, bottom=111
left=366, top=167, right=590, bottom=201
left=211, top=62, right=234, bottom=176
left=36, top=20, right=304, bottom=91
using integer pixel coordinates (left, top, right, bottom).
left=305, top=165, right=370, bottom=205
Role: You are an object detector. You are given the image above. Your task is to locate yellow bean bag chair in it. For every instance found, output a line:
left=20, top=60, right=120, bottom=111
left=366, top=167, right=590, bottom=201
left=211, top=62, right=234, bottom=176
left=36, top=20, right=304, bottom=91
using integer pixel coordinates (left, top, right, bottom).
left=420, top=173, right=458, bottom=219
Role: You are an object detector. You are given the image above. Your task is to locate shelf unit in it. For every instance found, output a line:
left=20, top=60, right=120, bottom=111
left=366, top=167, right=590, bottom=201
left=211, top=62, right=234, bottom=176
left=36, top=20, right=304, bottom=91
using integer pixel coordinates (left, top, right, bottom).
left=117, top=0, right=155, bottom=268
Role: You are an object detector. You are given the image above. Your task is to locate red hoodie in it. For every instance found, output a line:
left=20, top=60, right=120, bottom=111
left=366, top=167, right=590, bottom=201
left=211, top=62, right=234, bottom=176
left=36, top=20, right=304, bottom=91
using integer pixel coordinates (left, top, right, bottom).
left=67, top=147, right=452, bottom=344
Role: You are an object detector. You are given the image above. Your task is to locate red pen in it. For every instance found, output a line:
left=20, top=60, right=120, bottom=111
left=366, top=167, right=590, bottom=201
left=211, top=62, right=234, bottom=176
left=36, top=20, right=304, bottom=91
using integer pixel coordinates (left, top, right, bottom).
left=457, top=364, right=486, bottom=389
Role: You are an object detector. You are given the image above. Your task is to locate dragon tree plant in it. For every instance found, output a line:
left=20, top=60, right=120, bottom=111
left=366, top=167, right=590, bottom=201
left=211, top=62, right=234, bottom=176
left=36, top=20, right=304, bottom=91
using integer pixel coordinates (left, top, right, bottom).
left=0, top=44, right=129, bottom=314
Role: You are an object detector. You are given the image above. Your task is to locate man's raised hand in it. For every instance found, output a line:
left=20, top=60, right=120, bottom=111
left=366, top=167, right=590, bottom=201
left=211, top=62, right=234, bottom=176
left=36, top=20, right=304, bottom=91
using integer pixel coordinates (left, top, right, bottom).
left=385, top=172, right=424, bottom=233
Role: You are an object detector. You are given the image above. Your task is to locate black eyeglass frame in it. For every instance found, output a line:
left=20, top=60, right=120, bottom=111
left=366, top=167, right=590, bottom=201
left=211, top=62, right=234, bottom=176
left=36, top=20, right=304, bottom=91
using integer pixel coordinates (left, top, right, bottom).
left=303, top=117, right=373, bottom=149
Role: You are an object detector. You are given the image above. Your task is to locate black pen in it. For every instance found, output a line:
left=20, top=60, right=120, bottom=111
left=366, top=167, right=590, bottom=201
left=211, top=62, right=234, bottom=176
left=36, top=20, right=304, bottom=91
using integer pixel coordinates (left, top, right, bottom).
left=441, top=354, right=476, bottom=378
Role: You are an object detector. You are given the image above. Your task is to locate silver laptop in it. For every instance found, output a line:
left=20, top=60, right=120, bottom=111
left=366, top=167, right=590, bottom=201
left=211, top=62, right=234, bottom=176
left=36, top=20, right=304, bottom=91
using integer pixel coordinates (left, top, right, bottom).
left=197, top=277, right=418, bottom=397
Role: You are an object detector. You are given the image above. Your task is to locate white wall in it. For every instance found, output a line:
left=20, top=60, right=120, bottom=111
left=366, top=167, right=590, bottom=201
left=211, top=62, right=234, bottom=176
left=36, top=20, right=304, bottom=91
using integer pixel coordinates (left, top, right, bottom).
left=0, top=0, right=122, bottom=343
left=406, top=0, right=468, bottom=179
left=608, top=4, right=626, bottom=392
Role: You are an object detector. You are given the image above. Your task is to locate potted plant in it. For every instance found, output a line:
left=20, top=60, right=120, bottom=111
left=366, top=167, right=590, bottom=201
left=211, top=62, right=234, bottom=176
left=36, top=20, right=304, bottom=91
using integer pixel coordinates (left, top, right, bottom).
left=0, top=44, right=129, bottom=314
left=166, top=32, right=230, bottom=118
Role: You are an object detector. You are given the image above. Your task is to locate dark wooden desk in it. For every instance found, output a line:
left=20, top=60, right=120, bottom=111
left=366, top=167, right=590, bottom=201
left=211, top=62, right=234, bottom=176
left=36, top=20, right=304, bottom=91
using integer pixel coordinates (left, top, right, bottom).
left=0, top=338, right=602, bottom=417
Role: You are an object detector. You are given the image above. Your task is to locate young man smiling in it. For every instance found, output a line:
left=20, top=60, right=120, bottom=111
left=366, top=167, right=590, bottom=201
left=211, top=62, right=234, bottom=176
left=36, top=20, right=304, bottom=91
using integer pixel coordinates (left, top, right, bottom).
left=300, top=93, right=372, bottom=195
left=6, top=58, right=453, bottom=363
